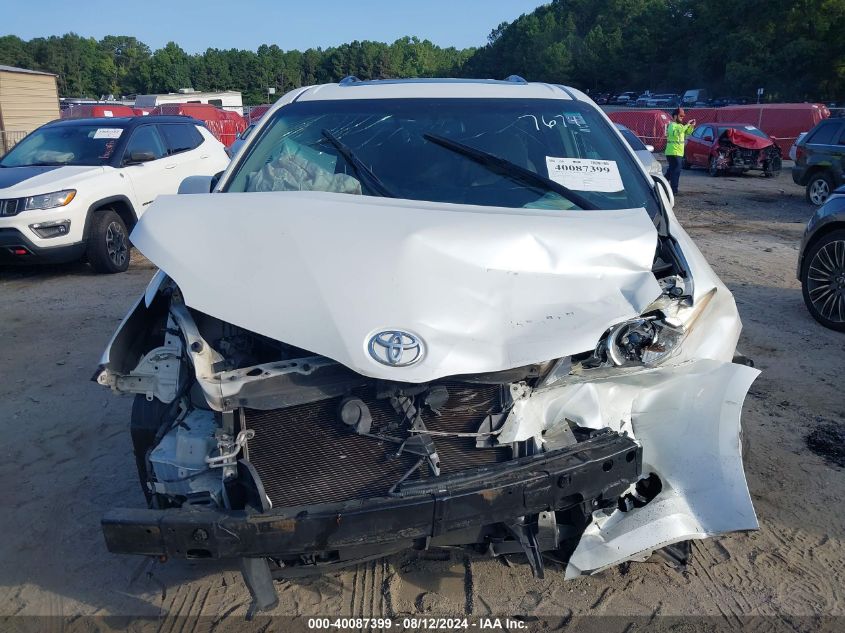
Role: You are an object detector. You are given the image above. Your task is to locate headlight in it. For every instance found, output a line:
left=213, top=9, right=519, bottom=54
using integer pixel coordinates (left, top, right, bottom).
left=21, top=190, right=76, bottom=211
left=602, top=317, right=683, bottom=367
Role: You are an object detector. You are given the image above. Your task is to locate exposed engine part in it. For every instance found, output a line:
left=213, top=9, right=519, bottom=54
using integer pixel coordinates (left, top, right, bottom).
left=148, top=409, right=222, bottom=505
left=206, top=429, right=255, bottom=471
left=337, top=397, right=373, bottom=435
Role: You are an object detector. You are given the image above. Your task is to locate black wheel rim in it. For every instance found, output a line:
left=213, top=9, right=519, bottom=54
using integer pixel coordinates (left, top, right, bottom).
left=106, top=221, right=128, bottom=267
left=809, top=178, right=830, bottom=205
left=807, top=239, right=845, bottom=323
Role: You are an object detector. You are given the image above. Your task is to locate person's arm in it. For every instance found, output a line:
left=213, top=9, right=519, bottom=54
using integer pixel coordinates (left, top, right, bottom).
left=685, top=122, right=696, bottom=133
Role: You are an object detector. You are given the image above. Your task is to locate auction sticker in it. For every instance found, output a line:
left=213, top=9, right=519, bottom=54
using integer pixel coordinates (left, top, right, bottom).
left=93, top=128, right=123, bottom=139
left=546, top=156, right=623, bottom=192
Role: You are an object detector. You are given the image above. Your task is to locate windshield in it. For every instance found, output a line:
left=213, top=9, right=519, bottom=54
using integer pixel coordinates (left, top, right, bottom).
left=0, top=124, right=124, bottom=167
left=225, top=98, right=659, bottom=214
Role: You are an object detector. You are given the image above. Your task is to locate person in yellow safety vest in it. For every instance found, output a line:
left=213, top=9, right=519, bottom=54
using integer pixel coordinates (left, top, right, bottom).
left=664, top=108, right=696, bottom=195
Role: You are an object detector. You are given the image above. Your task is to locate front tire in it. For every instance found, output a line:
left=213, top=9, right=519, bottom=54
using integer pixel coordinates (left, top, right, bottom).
left=708, top=155, right=721, bottom=177
left=806, top=172, right=833, bottom=206
left=801, top=229, right=845, bottom=331
left=87, top=209, right=130, bottom=274
left=682, top=158, right=690, bottom=170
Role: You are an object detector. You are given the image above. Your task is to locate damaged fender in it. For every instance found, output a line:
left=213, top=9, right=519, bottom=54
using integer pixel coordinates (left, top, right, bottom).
left=498, top=359, right=759, bottom=577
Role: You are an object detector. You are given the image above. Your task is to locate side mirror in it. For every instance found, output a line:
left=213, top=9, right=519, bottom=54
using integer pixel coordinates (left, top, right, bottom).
left=178, top=175, right=214, bottom=194
left=645, top=144, right=655, bottom=152
left=126, top=150, right=156, bottom=164
left=703, top=135, right=713, bottom=142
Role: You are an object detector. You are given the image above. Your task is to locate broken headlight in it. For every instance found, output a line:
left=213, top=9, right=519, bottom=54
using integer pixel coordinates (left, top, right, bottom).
left=597, top=316, right=684, bottom=367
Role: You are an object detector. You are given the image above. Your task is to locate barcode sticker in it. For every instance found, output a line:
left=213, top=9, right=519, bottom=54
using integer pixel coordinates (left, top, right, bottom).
left=545, top=157, right=623, bottom=192
left=93, top=128, right=123, bottom=139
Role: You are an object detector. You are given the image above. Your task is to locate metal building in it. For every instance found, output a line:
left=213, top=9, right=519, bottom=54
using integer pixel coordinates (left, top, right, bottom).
left=0, top=65, right=60, bottom=154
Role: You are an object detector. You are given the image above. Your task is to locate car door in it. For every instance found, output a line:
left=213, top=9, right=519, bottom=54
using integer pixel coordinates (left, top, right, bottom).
left=121, top=124, right=175, bottom=215
left=686, top=125, right=708, bottom=166
left=158, top=123, right=212, bottom=186
left=833, top=125, right=845, bottom=184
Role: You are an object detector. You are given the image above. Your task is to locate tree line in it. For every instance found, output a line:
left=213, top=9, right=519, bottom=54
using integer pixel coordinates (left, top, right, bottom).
left=1, top=0, right=842, bottom=104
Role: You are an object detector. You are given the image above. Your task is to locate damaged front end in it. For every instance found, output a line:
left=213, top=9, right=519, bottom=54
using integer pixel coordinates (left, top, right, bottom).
left=94, top=192, right=758, bottom=612
left=712, top=126, right=782, bottom=176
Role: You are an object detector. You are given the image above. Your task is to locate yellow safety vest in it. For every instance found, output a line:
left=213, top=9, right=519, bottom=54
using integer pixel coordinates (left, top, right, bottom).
left=665, top=121, right=694, bottom=157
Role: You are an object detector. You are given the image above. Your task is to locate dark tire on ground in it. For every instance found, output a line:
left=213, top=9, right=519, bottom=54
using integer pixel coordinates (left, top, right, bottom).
left=87, top=209, right=130, bottom=273
left=806, top=171, right=834, bottom=206
left=763, top=155, right=782, bottom=178
left=708, top=155, right=720, bottom=177
left=801, top=228, right=845, bottom=331
left=682, top=158, right=690, bottom=170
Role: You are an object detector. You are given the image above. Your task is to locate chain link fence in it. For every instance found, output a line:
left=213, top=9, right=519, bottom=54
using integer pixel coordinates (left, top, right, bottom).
left=605, top=105, right=842, bottom=157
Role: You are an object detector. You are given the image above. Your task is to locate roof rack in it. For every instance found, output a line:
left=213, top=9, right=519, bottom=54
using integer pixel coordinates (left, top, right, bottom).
left=504, top=75, right=527, bottom=84
left=339, top=76, right=362, bottom=86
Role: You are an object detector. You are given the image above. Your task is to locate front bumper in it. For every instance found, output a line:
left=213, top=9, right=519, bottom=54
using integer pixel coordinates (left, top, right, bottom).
left=102, top=431, right=640, bottom=559
left=0, top=227, right=86, bottom=264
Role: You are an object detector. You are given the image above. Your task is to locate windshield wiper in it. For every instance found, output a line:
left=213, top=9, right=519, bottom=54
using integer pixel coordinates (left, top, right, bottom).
left=423, top=133, right=598, bottom=211
left=321, top=129, right=395, bottom=198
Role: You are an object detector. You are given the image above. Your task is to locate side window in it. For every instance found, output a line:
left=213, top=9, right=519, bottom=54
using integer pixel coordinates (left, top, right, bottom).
left=691, top=126, right=705, bottom=139
left=123, top=126, right=167, bottom=162
left=159, top=124, right=203, bottom=155
left=807, top=122, right=841, bottom=145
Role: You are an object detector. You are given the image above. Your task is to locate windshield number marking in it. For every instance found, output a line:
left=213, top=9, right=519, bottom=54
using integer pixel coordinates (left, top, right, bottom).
left=93, top=128, right=123, bottom=140
left=545, top=157, right=623, bottom=193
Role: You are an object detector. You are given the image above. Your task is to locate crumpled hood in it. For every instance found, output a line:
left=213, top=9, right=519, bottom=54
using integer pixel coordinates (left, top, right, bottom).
left=131, top=192, right=663, bottom=383
left=721, top=128, right=774, bottom=150
left=0, top=165, right=104, bottom=195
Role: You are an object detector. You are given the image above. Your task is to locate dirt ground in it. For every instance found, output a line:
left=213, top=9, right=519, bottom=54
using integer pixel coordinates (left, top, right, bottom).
left=1, top=164, right=844, bottom=631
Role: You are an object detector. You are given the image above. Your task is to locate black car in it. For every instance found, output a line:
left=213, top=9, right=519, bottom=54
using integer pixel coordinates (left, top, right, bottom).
left=792, top=118, right=845, bottom=205
left=797, top=185, right=845, bottom=330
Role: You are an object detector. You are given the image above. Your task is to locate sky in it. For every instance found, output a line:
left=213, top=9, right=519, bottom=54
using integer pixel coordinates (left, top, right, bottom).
left=3, top=0, right=546, bottom=53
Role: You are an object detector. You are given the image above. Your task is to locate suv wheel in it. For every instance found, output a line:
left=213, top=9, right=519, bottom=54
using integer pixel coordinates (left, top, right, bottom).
left=801, top=229, right=845, bottom=331
left=87, top=209, right=130, bottom=274
left=806, top=172, right=833, bottom=206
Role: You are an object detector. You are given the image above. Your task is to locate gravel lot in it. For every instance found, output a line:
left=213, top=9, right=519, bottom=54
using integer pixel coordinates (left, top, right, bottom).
left=1, top=165, right=843, bottom=630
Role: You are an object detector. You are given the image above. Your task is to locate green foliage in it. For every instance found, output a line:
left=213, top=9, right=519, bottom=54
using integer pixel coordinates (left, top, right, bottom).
left=0, top=0, right=842, bottom=103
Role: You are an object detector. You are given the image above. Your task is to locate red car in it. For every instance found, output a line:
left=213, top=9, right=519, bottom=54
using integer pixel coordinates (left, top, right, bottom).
left=683, top=123, right=782, bottom=177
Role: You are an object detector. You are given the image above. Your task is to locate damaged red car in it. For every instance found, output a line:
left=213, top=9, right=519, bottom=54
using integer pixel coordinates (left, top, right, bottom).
left=683, top=123, right=782, bottom=177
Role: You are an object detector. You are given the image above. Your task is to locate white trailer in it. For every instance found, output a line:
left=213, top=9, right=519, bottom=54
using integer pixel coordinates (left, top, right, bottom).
left=133, top=90, right=243, bottom=115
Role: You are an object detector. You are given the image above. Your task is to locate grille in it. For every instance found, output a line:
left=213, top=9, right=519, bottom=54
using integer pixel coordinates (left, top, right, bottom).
left=245, top=382, right=512, bottom=508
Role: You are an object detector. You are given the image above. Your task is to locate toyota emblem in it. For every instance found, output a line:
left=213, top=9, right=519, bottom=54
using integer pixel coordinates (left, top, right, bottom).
left=367, top=330, right=424, bottom=367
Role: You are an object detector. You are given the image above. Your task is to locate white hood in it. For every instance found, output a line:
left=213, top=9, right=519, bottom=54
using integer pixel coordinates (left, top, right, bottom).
left=130, top=192, right=663, bottom=383
left=0, top=165, right=104, bottom=196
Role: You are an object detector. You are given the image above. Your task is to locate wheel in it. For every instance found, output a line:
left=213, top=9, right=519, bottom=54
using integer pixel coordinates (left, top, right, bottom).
left=707, top=155, right=720, bottom=177
left=801, top=229, right=845, bottom=331
left=87, top=209, right=130, bottom=273
left=682, top=158, right=690, bottom=170
left=806, top=172, right=833, bottom=206
left=763, top=155, right=782, bottom=178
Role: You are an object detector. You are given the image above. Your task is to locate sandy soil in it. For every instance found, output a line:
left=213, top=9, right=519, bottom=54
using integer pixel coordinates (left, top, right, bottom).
left=1, top=165, right=843, bottom=630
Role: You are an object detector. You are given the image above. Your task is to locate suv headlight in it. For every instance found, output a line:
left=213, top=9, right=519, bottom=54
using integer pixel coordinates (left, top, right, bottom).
left=21, top=190, right=77, bottom=211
